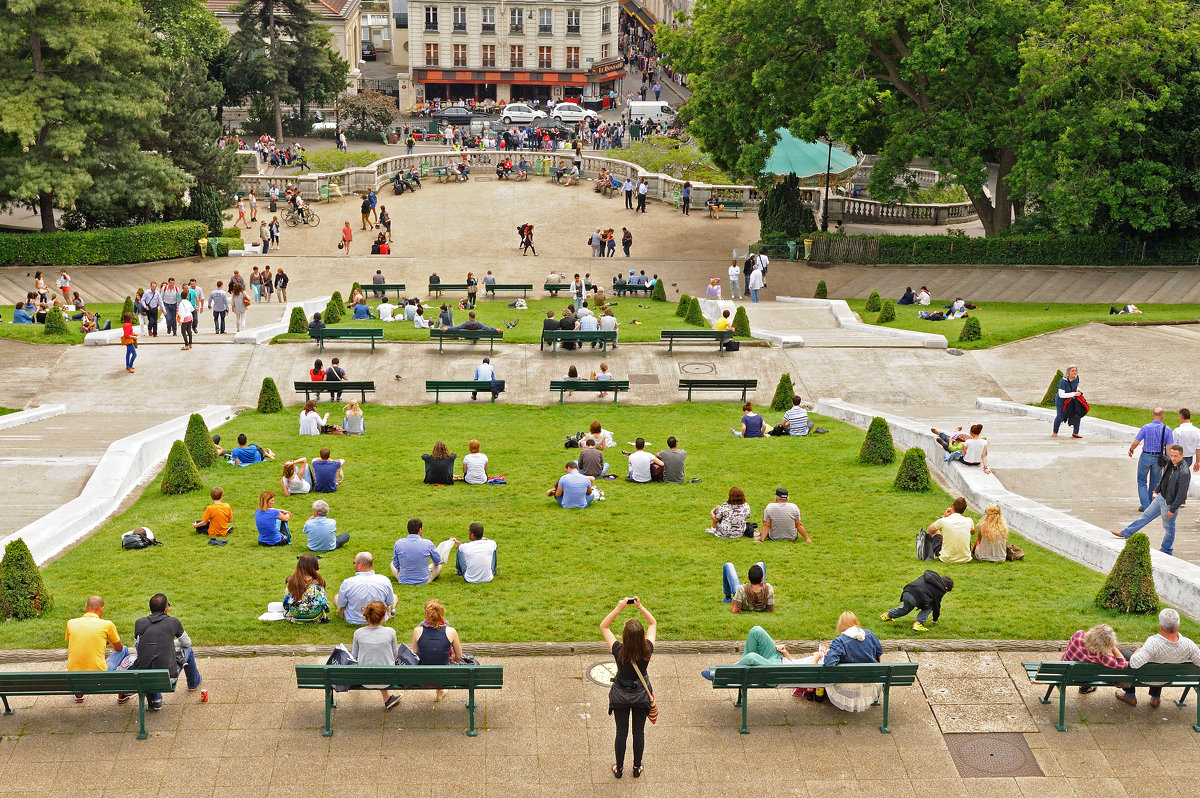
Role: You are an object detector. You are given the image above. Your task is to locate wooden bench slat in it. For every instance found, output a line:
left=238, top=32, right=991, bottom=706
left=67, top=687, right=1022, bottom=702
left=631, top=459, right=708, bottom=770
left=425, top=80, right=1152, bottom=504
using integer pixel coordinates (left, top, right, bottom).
left=548, top=379, right=630, bottom=404
left=429, top=328, right=503, bottom=354
left=366, top=283, right=407, bottom=300
left=425, top=380, right=505, bottom=404
left=662, top=329, right=733, bottom=356
left=678, top=378, right=757, bottom=401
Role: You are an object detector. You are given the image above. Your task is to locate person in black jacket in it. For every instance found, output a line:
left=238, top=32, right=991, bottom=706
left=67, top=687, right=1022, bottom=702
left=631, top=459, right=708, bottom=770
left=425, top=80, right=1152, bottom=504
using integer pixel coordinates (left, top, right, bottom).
left=879, top=570, right=953, bottom=632
left=541, top=310, right=558, bottom=351
left=131, top=593, right=203, bottom=709
left=1114, top=444, right=1190, bottom=555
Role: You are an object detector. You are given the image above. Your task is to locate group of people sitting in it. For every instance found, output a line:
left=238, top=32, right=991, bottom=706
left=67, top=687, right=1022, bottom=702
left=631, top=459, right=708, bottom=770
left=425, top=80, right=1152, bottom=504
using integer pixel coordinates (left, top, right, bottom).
left=731, top=397, right=813, bottom=438
left=551, top=159, right=582, bottom=185
left=923, top=497, right=1012, bottom=565
left=593, top=169, right=622, bottom=196
left=299, top=398, right=365, bottom=435
left=542, top=303, right=620, bottom=351
left=494, top=157, right=529, bottom=180
left=547, top=424, right=691, bottom=508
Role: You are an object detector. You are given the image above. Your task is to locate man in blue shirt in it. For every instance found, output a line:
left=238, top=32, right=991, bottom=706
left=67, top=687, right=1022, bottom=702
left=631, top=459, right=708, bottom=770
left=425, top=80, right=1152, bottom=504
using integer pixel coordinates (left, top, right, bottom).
left=1130, top=407, right=1175, bottom=511
left=391, top=518, right=454, bottom=585
left=548, top=461, right=595, bottom=508
left=302, top=499, right=350, bottom=552
left=333, top=552, right=397, bottom=624
left=311, top=448, right=344, bottom=492
left=230, top=433, right=273, bottom=465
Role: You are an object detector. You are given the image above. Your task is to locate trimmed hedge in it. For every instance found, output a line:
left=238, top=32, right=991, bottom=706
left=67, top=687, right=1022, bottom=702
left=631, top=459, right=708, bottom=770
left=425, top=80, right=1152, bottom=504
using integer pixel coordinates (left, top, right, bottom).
left=859, top=417, right=896, bottom=465
left=771, top=374, right=795, bottom=412
left=160, top=440, right=203, bottom=495
left=0, top=538, right=53, bottom=620
left=877, top=299, right=896, bottom=323
left=675, top=294, right=692, bottom=317
left=732, top=305, right=751, bottom=337
left=0, top=221, right=208, bottom=267
left=213, top=236, right=245, bottom=256
left=959, top=316, right=982, bottom=342
left=288, top=306, right=309, bottom=334
left=650, top=279, right=667, bottom=302
left=894, top=448, right=932, bottom=492
left=1041, top=370, right=1065, bottom=407
left=43, top=309, right=69, bottom=336
left=258, top=377, right=284, bottom=414
left=684, top=296, right=707, bottom=327
left=1096, top=533, right=1159, bottom=614
left=184, top=413, right=219, bottom=469
left=865, top=290, right=881, bottom=312
left=814, top=280, right=827, bottom=299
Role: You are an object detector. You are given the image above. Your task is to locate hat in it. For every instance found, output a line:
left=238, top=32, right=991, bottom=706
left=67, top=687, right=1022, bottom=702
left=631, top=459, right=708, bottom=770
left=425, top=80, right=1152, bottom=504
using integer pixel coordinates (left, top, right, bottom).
left=775, top=488, right=789, bottom=499
left=629, top=269, right=636, bottom=274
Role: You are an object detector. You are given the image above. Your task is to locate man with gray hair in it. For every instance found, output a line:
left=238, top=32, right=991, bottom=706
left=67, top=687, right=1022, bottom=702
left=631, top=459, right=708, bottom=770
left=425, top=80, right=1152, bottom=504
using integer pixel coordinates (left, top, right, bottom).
left=302, top=499, right=350, bottom=552
left=1118, top=608, right=1200, bottom=708
left=333, top=552, right=396, bottom=624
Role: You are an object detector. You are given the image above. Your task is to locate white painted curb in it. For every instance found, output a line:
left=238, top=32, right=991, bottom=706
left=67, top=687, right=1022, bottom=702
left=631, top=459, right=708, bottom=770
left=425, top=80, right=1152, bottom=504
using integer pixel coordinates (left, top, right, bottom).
left=0, top=405, right=235, bottom=566
left=0, top=405, right=65, bottom=431
left=235, top=295, right=331, bottom=344
left=84, top=329, right=123, bottom=346
left=816, top=398, right=1200, bottom=621
left=776, top=296, right=948, bottom=348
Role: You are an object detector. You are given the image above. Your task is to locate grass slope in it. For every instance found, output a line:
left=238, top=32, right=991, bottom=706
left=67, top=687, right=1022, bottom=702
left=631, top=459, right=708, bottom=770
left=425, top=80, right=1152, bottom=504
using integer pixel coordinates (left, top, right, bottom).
left=846, top=299, right=1200, bottom=350
left=0, top=403, right=1184, bottom=649
left=0, top=302, right=126, bottom=345
left=1084, top=405, right=1180, bottom=429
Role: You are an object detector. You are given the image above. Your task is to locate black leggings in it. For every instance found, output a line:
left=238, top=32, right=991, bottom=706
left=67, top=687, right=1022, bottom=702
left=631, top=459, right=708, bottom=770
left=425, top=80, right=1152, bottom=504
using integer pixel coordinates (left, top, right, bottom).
left=612, top=706, right=648, bottom=769
left=180, top=322, right=193, bottom=347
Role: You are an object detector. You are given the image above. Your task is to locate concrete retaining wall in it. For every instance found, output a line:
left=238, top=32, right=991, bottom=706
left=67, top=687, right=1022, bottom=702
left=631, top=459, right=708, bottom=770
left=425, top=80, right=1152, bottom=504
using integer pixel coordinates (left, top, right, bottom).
left=235, top=296, right=331, bottom=344
left=0, top=406, right=235, bottom=566
left=0, top=405, right=65, bottom=431
left=816, top=398, right=1200, bottom=621
left=776, top=297, right=948, bottom=348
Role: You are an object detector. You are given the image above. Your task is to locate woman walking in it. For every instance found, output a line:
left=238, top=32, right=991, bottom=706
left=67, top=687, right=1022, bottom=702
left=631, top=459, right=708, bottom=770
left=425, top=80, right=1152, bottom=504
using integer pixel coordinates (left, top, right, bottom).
left=177, top=290, right=194, bottom=350
left=521, top=223, right=537, bottom=256
left=230, top=283, right=248, bottom=332
left=269, top=215, right=281, bottom=252
left=121, top=312, right=138, bottom=373
left=261, top=266, right=274, bottom=303
left=1051, top=364, right=1082, bottom=438
left=600, top=596, right=656, bottom=779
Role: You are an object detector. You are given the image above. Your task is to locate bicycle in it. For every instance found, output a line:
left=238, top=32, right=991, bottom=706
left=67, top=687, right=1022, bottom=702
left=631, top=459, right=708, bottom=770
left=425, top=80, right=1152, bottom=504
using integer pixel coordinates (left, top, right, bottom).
left=282, top=206, right=321, bottom=228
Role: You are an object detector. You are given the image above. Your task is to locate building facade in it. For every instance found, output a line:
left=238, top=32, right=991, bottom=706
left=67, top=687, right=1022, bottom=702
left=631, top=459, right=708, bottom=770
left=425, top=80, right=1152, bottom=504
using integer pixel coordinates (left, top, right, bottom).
left=404, top=0, right=623, bottom=106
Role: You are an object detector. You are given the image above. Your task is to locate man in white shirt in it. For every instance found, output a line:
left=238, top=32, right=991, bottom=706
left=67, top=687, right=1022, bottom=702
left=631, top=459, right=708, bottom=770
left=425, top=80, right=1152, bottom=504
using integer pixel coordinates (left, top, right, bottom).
left=747, top=266, right=764, bottom=303
left=728, top=259, right=742, bottom=300
left=1176, top=409, right=1200, bottom=470
left=333, top=552, right=397, bottom=624
left=1119, top=608, right=1200, bottom=707
left=755, top=252, right=770, bottom=286
left=455, top=523, right=498, bottom=584
left=599, top=309, right=618, bottom=348
left=377, top=299, right=397, bottom=322
left=623, top=178, right=635, bottom=209
left=625, top=437, right=663, bottom=483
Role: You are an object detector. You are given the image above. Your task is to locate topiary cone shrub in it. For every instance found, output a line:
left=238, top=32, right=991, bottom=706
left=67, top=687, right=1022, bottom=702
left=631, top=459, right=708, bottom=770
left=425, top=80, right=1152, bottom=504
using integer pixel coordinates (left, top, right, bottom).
left=959, top=316, right=982, bottom=342
left=675, top=294, right=692, bottom=317
left=0, top=538, right=53, bottom=620
left=859, top=417, right=896, bottom=464
left=258, top=377, right=284, bottom=413
left=771, top=373, right=795, bottom=412
left=684, top=296, right=707, bottom=327
left=122, top=295, right=136, bottom=319
left=324, top=292, right=345, bottom=324
left=894, top=448, right=932, bottom=491
left=814, top=280, right=827, bottom=299
left=1096, top=533, right=1159, bottom=614
left=184, top=413, right=219, bottom=468
left=876, top=299, right=896, bottom=323
left=160, top=439, right=203, bottom=495
left=732, top=305, right=751, bottom=337
left=865, top=290, right=881, bottom=312
left=1040, top=370, right=1065, bottom=407
left=650, top=279, right=666, bottom=302
left=43, top=307, right=69, bottom=336
left=288, top=306, right=308, bottom=334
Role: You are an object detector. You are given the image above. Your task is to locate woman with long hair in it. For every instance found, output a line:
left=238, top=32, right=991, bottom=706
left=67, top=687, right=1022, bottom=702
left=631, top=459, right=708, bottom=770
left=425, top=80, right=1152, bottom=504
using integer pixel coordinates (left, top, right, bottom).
left=255, top=490, right=292, bottom=546
left=465, top=272, right=478, bottom=309
left=422, top=441, right=457, bottom=485
left=299, top=399, right=328, bottom=436
left=600, top=597, right=657, bottom=779
left=343, top=400, right=365, bottom=435
left=974, top=503, right=1009, bottom=562
left=283, top=553, right=329, bottom=623
left=411, top=599, right=464, bottom=700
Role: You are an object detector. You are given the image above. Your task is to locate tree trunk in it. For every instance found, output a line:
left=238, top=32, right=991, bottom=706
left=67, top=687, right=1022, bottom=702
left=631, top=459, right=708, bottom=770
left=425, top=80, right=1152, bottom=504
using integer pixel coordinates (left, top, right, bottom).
left=965, top=147, right=1016, bottom=237
left=31, top=22, right=55, bottom=231
left=269, top=3, right=283, bottom=141
left=38, top=192, right=56, bottom=233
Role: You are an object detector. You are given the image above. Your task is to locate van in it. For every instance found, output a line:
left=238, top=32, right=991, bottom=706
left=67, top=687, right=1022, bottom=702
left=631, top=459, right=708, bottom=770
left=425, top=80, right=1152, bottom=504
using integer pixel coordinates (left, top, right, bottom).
left=627, top=100, right=677, bottom=126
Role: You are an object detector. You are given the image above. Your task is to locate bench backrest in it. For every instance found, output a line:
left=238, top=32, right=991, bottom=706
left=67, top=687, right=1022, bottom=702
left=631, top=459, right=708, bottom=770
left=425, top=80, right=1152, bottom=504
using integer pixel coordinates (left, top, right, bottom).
left=712, top=662, right=918, bottom=689
left=294, top=380, right=376, bottom=390
left=661, top=329, right=731, bottom=339
left=426, top=380, right=503, bottom=388
left=1025, top=660, right=1200, bottom=685
left=679, top=378, right=757, bottom=387
left=295, top=664, right=503, bottom=690
left=550, top=380, right=630, bottom=390
left=430, top=329, right=503, bottom=338
left=0, top=669, right=174, bottom=695
left=542, top=330, right=616, bottom=339
left=430, top=283, right=470, bottom=290
left=310, top=328, right=383, bottom=337
left=487, top=284, right=533, bottom=290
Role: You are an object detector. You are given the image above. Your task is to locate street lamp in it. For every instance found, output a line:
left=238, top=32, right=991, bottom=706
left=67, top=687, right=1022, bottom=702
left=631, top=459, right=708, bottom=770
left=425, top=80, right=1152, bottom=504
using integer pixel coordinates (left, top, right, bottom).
left=821, top=138, right=832, bottom=232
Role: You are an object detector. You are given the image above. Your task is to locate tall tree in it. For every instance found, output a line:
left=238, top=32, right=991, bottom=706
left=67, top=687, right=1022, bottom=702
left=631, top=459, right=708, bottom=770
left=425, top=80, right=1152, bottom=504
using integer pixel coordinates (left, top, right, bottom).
left=288, top=25, right=350, bottom=124
left=0, top=0, right=186, bottom=231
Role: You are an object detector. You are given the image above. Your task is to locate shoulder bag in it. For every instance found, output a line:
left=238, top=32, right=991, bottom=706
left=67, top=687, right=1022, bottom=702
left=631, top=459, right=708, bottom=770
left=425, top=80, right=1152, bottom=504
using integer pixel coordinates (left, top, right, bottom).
left=1157, top=425, right=1171, bottom=469
left=631, top=661, right=658, bottom=724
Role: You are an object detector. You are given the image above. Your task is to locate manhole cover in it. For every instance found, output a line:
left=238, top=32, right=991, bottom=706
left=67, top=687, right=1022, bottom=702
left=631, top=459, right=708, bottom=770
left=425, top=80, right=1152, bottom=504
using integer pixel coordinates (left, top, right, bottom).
left=475, top=177, right=493, bottom=182
left=586, top=661, right=617, bottom=687
left=945, top=733, right=1042, bottom=778
left=626, top=373, right=659, bottom=385
left=679, top=362, right=715, bottom=375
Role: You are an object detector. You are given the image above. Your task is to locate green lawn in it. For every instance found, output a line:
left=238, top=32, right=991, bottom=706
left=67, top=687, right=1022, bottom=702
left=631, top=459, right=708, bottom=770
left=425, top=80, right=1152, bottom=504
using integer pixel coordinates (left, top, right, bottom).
left=0, top=302, right=126, bottom=345
left=2, top=403, right=1185, bottom=649
left=1083, top=405, right=1181, bottom=429
left=0, top=407, right=18, bottom=416
left=276, top=296, right=716, bottom=344
left=846, top=299, right=1200, bottom=349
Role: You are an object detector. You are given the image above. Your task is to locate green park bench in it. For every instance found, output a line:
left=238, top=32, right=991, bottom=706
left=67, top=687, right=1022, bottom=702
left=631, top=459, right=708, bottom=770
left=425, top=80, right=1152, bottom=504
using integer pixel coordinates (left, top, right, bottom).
left=549, top=379, right=630, bottom=404
left=722, top=200, right=746, bottom=217
left=293, top=380, right=376, bottom=402
left=432, top=166, right=462, bottom=183
left=366, top=282, right=406, bottom=300
left=0, top=669, right=174, bottom=740
left=1023, top=660, right=1200, bottom=732
left=425, top=380, right=505, bottom=403
left=295, top=664, right=503, bottom=737
left=612, top=283, right=653, bottom=297
left=482, top=283, right=534, bottom=298
left=429, top=328, right=503, bottom=354
left=541, top=329, right=617, bottom=356
left=678, top=378, right=757, bottom=402
left=543, top=282, right=593, bottom=297
left=309, top=327, right=384, bottom=353
left=711, top=662, right=919, bottom=734
left=429, top=283, right=469, bottom=297
left=662, top=329, right=733, bottom=355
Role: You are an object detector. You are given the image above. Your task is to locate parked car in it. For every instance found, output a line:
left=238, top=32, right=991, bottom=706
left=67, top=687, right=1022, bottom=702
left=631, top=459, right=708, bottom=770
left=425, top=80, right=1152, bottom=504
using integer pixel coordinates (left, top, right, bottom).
left=361, top=41, right=377, bottom=61
left=551, top=102, right=597, bottom=123
left=530, top=118, right=577, bottom=135
left=404, top=125, right=438, bottom=140
left=500, top=103, right=548, bottom=125
left=431, top=106, right=474, bottom=125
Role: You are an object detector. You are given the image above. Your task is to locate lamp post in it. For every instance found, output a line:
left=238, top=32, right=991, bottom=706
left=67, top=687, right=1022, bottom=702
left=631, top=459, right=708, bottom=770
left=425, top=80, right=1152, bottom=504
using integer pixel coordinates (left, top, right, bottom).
left=821, top=138, right=833, bottom=232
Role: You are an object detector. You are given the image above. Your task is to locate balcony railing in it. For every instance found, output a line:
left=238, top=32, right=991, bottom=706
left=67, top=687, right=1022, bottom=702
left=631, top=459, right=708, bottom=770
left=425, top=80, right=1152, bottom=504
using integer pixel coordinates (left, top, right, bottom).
left=482, top=22, right=495, bottom=32
left=538, top=24, right=552, bottom=33
left=510, top=23, right=524, bottom=32
left=424, top=22, right=438, bottom=31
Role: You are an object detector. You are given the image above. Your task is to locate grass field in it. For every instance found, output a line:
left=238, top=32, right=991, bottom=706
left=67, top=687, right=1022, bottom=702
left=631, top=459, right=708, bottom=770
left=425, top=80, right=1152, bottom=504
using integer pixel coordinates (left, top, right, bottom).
left=1, top=403, right=1186, bottom=649
left=0, top=407, right=18, bottom=416
left=845, top=299, right=1200, bottom=349
left=275, top=296, right=716, bottom=344
left=0, top=302, right=125, bottom=345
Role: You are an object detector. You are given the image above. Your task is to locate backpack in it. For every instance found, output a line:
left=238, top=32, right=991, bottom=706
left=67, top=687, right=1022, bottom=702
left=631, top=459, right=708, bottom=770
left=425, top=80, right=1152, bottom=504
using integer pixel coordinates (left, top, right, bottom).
left=915, top=529, right=937, bottom=562
left=121, top=529, right=161, bottom=550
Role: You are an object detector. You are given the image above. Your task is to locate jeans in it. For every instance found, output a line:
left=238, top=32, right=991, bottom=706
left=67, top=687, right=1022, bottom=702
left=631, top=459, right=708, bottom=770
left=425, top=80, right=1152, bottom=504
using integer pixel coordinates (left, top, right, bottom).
left=1053, top=403, right=1079, bottom=434
left=730, top=279, right=741, bottom=299
left=180, top=322, right=193, bottom=347
left=1119, top=493, right=1177, bottom=554
left=261, top=240, right=269, bottom=255
left=637, top=194, right=646, bottom=212
left=146, top=307, right=159, bottom=336
left=886, top=591, right=931, bottom=624
left=252, top=285, right=262, bottom=302
left=623, top=245, right=631, bottom=257
left=213, top=311, right=226, bottom=334
left=164, top=303, right=177, bottom=334
left=125, top=343, right=137, bottom=369
left=682, top=197, right=690, bottom=215
left=1137, top=451, right=1163, bottom=511
left=722, top=561, right=765, bottom=601
left=146, top=647, right=202, bottom=703
left=455, top=548, right=498, bottom=580
left=750, top=288, right=759, bottom=303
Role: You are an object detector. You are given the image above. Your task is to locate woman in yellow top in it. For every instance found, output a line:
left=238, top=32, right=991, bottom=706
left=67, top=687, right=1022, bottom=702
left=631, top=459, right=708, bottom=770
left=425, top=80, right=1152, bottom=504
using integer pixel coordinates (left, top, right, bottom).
left=715, top=309, right=732, bottom=330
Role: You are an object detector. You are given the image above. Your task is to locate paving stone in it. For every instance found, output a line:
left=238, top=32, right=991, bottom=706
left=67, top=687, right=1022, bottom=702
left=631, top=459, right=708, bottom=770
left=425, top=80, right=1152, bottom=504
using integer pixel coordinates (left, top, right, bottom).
left=933, top=704, right=1038, bottom=734
left=924, top=678, right=1026, bottom=705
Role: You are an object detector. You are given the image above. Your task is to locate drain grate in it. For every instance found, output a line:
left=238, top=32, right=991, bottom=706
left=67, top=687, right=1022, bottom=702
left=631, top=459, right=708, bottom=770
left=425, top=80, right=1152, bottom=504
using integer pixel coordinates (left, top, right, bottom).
left=626, top=373, right=659, bottom=385
left=944, top=733, right=1043, bottom=778
left=679, top=362, right=715, bottom=374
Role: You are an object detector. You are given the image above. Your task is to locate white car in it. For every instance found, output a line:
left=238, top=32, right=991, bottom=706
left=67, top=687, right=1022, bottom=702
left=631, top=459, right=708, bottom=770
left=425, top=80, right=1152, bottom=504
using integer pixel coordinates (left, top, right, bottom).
left=551, top=103, right=597, bottom=123
left=500, top=103, right=547, bottom=124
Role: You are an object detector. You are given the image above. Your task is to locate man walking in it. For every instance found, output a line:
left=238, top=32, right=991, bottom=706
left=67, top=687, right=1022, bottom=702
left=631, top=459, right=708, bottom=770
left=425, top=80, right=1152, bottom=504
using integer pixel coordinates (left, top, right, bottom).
left=161, top=278, right=180, bottom=336
left=1175, top=408, right=1200, bottom=469
left=131, top=593, right=203, bottom=710
left=636, top=178, right=648, bottom=212
left=208, top=281, right=230, bottom=334
left=1114, top=444, right=1190, bottom=555
left=624, top=177, right=634, bottom=209
left=142, top=281, right=161, bottom=336
left=1129, top=408, right=1174, bottom=511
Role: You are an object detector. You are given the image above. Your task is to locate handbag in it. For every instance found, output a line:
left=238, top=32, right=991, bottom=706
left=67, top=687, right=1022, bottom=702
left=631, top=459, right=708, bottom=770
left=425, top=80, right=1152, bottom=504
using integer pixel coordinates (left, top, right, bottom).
left=631, top=661, right=658, bottom=724
left=1005, top=543, right=1025, bottom=561
left=916, top=529, right=938, bottom=561
left=242, top=294, right=252, bottom=307
left=338, top=241, right=344, bottom=249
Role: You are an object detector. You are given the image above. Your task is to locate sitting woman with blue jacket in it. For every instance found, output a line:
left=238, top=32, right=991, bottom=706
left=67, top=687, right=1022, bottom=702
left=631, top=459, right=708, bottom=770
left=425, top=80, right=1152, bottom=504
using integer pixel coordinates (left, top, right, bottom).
left=820, top=611, right=884, bottom=712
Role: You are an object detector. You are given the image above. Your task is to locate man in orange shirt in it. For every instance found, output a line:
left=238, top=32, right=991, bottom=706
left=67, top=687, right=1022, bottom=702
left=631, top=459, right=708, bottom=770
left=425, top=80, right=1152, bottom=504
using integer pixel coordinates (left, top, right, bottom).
left=65, top=595, right=130, bottom=703
left=192, top=486, right=233, bottom=542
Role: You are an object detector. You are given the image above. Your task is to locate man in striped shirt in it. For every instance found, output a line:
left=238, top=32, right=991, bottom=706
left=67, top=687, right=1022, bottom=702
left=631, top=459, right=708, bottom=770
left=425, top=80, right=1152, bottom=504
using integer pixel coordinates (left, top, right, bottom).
left=779, top=395, right=809, bottom=437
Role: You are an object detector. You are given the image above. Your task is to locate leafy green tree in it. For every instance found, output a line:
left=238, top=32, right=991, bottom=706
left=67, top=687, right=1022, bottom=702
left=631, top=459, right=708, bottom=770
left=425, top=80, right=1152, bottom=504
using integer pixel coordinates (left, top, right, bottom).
left=159, top=59, right=240, bottom=198
left=289, top=26, right=349, bottom=123
left=183, top=183, right=226, bottom=237
left=338, top=90, right=397, bottom=133
left=0, top=538, right=53, bottom=620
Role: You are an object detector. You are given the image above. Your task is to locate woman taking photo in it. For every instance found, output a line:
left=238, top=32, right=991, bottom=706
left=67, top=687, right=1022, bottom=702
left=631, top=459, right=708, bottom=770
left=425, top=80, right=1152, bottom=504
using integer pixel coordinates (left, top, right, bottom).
left=600, top=597, right=656, bottom=779
left=283, top=553, right=329, bottom=623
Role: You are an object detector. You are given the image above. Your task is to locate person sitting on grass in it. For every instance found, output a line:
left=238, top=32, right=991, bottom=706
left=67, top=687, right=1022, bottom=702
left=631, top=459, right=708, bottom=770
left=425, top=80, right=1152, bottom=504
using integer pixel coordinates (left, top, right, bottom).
left=880, top=570, right=953, bottom=632
left=311, top=447, right=345, bottom=493
left=721, top=561, right=773, bottom=611
left=378, top=298, right=397, bottom=322
left=281, top=457, right=311, bottom=496
left=584, top=420, right=615, bottom=450
left=352, top=297, right=372, bottom=320
left=760, top=487, right=811, bottom=542
left=352, top=600, right=401, bottom=710
left=624, top=438, right=663, bottom=483
left=231, top=433, right=274, bottom=464
left=579, top=438, right=609, bottom=479
left=548, top=461, right=596, bottom=508
left=334, top=552, right=397, bottom=625
left=778, top=395, right=811, bottom=437
left=973, top=503, right=1009, bottom=562
left=283, top=553, right=329, bottom=623
left=12, top=303, right=35, bottom=324
left=391, top=518, right=455, bottom=585
left=898, top=287, right=916, bottom=305
left=299, top=399, right=328, bottom=436
left=927, top=497, right=974, bottom=563
left=657, top=436, right=686, bottom=483
left=455, top=523, right=498, bottom=583
left=731, top=401, right=766, bottom=438
left=343, top=401, right=365, bottom=435
left=192, top=486, right=232, bottom=539
left=1060, top=623, right=1127, bottom=694
left=411, top=599, right=465, bottom=699
left=303, top=499, right=350, bottom=552
left=255, top=491, right=292, bottom=546
left=422, top=441, right=457, bottom=485
left=462, top=439, right=489, bottom=484
left=707, top=487, right=751, bottom=538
